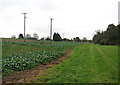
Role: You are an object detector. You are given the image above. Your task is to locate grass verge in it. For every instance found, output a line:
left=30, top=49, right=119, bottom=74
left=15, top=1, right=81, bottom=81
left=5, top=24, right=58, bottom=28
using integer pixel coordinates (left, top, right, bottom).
left=29, top=44, right=118, bottom=83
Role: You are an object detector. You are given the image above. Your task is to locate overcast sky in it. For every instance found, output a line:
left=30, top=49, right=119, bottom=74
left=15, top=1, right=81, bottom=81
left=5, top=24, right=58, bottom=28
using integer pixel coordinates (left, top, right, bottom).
left=0, top=0, right=119, bottom=40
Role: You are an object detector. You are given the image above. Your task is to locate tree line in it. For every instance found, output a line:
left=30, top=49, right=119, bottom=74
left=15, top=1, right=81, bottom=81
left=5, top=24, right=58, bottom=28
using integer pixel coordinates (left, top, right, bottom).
left=11, top=33, right=39, bottom=40
left=13, top=32, right=90, bottom=42
left=93, top=24, right=120, bottom=45
left=52, top=33, right=92, bottom=42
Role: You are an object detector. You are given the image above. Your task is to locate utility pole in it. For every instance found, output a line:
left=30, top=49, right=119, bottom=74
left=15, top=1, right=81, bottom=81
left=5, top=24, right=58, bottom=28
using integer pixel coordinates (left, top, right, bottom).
left=22, top=12, right=27, bottom=42
left=63, top=33, right=64, bottom=39
left=50, top=18, right=54, bottom=39
left=118, top=1, right=120, bottom=24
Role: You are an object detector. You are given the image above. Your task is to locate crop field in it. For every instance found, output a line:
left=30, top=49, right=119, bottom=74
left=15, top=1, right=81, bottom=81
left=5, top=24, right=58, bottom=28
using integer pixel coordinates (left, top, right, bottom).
left=2, top=39, right=79, bottom=77
left=1, top=39, right=118, bottom=83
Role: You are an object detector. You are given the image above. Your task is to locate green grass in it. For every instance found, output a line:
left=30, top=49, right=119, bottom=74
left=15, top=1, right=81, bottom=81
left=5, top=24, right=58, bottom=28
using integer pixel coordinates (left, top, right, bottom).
left=32, top=44, right=118, bottom=83
left=2, top=40, right=78, bottom=56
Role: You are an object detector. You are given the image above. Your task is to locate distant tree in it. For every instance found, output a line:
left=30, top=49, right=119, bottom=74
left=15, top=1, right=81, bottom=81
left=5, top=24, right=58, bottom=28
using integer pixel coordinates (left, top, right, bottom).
left=87, top=40, right=92, bottom=43
left=95, top=30, right=102, bottom=34
left=107, top=24, right=115, bottom=31
left=46, top=36, right=51, bottom=40
left=82, top=37, right=87, bottom=42
left=33, top=33, right=39, bottom=39
left=106, top=26, right=117, bottom=45
left=40, top=37, right=45, bottom=40
left=73, top=37, right=81, bottom=42
left=93, top=31, right=103, bottom=44
left=70, top=39, right=73, bottom=42
left=93, top=24, right=118, bottom=45
left=18, top=34, right=24, bottom=39
left=26, top=34, right=31, bottom=39
left=53, top=33, right=62, bottom=41
left=11, top=35, right=16, bottom=39
left=62, top=38, right=70, bottom=41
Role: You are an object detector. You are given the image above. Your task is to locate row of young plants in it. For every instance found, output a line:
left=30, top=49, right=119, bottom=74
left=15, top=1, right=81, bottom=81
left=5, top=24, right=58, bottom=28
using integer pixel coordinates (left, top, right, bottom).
left=2, top=41, right=80, bottom=76
left=2, top=50, right=64, bottom=76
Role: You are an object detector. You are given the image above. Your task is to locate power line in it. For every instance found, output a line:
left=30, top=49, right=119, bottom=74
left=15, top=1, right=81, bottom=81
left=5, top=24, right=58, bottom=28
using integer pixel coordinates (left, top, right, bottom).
left=22, top=12, right=27, bottom=42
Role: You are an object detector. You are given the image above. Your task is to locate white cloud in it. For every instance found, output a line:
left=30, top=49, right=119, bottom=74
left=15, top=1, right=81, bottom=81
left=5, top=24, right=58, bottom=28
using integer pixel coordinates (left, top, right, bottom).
left=0, top=0, right=119, bottom=39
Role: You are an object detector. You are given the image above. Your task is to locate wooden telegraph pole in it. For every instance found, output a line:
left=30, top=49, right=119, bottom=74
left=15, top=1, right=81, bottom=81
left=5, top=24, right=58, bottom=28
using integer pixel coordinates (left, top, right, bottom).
left=22, top=13, right=27, bottom=42
left=50, top=18, right=54, bottom=40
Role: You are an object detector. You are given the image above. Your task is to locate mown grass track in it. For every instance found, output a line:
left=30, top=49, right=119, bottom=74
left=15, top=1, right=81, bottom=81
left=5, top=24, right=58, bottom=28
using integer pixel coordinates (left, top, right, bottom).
left=31, top=44, right=118, bottom=83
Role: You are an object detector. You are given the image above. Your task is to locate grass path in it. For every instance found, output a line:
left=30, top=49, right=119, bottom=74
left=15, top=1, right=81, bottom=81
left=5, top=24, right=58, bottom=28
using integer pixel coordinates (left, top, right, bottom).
left=90, top=45, right=99, bottom=83
left=27, top=44, right=118, bottom=83
left=96, top=45, right=118, bottom=72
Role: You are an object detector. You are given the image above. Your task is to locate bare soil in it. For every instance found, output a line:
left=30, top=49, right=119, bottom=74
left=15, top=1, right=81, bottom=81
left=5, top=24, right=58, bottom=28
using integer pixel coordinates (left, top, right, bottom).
left=2, top=47, right=74, bottom=84
left=2, top=39, right=33, bottom=42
